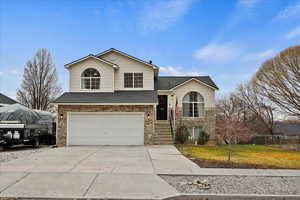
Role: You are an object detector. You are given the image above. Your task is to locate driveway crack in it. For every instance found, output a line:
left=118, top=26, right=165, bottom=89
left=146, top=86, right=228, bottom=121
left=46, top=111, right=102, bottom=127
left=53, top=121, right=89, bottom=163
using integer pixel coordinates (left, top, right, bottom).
left=0, top=172, right=30, bottom=193
left=83, top=173, right=99, bottom=197
left=146, top=147, right=156, bottom=174
left=69, top=149, right=99, bottom=172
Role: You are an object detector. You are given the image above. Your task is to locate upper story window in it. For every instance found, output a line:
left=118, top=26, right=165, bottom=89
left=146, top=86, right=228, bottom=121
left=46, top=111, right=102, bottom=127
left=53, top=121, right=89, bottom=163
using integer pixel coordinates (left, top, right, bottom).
left=182, top=92, right=204, bottom=117
left=124, top=73, right=143, bottom=88
left=81, top=68, right=100, bottom=90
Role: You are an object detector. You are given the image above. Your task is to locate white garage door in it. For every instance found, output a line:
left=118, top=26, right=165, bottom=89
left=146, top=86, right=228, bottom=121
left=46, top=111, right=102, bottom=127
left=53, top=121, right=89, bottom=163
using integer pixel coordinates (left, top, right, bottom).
left=68, top=112, right=144, bottom=145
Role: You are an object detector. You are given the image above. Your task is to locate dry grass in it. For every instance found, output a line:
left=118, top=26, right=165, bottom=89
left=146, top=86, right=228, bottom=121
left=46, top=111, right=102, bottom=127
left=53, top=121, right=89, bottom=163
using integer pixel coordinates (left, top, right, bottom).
left=176, top=144, right=300, bottom=169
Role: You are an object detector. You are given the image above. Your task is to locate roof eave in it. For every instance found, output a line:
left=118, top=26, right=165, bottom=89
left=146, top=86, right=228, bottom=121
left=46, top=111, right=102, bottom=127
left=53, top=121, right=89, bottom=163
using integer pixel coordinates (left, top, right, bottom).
left=170, top=78, right=219, bottom=91
left=95, top=48, right=159, bottom=70
left=64, top=55, right=119, bottom=69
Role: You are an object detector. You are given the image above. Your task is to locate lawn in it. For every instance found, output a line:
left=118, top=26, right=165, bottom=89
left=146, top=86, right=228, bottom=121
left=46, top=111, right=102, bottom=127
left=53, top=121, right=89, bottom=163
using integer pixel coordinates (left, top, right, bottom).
left=176, top=144, right=300, bottom=169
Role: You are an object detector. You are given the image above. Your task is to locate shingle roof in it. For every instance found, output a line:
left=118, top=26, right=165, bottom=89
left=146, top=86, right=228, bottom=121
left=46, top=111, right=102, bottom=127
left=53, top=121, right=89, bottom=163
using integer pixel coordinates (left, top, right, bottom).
left=274, top=122, right=300, bottom=136
left=0, top=93, right=18, bottom=104
left=155, top=76, right=219, bottom=90
left=53, top=91, right=158, bottom=104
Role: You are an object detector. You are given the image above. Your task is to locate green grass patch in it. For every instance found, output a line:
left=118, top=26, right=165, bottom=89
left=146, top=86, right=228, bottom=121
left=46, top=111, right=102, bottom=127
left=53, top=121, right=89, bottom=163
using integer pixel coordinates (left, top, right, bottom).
left=176, top=144, right=300, bottom=169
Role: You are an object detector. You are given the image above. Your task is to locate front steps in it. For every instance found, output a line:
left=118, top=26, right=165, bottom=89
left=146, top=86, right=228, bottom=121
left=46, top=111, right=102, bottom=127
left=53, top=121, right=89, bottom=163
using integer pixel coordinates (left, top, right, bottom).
left=154, top=121, right=173, bottom=145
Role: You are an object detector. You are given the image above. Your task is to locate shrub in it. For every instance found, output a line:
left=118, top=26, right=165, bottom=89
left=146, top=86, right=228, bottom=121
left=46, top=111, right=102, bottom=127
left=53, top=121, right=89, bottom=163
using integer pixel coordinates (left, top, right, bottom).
left=197, top=129, right=210, bottom=145
left=175, top=125, right=189, bottom=144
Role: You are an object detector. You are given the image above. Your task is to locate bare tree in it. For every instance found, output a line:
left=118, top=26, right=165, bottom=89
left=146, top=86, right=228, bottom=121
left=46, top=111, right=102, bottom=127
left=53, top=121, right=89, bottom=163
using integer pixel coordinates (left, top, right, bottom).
left=216, top=118, right=253, bottom=145
left=253, top=45, right=300, bottom=118
left=216, top=94, right=254, bottom=144
left=17, top=49, right=62, bottom=111
left=235, top=82, right=276, bottom=135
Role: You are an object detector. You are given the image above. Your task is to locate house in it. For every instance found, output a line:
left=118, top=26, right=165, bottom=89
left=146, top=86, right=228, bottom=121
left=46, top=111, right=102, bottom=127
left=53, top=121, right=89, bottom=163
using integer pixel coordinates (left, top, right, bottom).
left=274, top=121, right=300, bottom=137
left=53, top=48, right=218, bottom=146
left=0, top=93, right=17, bottom=106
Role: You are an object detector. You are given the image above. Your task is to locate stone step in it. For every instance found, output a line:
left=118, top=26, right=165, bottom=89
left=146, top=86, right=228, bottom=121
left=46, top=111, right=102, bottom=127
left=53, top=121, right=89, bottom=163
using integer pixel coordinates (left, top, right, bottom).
left=155, top=126, right=171, bottom=129
left=155, top=129, right=171, bottom=133
left=155, top=127, right=171, bottom=130
left=154, top=135, right=172, bottom=138
left=155, top=134, right=172, bottom=138
left=155, top=131, right=172, bottom=134
left=154, top=138, right=173, bottom=142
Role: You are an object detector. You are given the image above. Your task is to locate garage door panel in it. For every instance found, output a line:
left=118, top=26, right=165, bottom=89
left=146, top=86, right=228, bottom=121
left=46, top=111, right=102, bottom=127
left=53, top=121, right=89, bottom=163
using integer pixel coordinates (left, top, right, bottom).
left=68, top=112, right=144, bottom=145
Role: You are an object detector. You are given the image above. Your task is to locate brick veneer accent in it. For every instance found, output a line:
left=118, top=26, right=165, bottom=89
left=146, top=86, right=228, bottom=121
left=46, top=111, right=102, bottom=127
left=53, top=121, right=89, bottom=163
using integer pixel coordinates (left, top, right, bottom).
left=175, top=107, right=216, bottom=140
left=57, top=105, right=155, bottom=146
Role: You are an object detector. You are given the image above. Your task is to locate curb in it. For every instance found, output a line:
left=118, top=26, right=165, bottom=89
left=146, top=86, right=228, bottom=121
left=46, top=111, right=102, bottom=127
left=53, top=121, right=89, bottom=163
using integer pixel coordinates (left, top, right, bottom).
left=2, top=194, right=300, bottom=200
left=158, top=173, right=300, bottom=177
left=165, top=194, right=300, bottom=200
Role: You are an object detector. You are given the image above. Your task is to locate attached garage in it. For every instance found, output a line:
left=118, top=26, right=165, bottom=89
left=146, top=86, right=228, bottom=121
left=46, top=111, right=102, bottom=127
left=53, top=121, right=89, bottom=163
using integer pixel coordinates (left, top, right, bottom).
left=67, top=112, right=144, bottom=145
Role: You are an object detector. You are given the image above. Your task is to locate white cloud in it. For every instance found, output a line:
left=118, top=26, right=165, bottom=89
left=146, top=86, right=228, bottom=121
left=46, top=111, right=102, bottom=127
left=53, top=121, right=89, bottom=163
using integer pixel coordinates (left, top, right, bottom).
left=194, top=43, right=241, bottom=63
left=238, top=0, right=261, bottom=8
left=276, top=0, right=300, bottom=19
left=140, top=0, right=193, bottom=31
left=285, top=26, right=300, bottom=39
left=243, top=49, right=274, bottom=61
left=160, top=66, right=201, bottom=76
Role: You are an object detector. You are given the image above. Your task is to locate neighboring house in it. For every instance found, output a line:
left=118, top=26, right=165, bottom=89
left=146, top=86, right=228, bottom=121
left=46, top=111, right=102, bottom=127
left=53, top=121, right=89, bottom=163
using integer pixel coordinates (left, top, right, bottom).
left=0, top=93, right=17, bottom=107
left=274, top=121, right=300, bottom=137
left=53, top=48, right=218, bottom=146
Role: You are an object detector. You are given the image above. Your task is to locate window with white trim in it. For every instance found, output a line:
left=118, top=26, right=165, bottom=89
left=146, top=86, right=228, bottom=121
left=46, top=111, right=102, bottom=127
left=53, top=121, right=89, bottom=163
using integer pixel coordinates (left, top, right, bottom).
left=81, top=68, right=100, bottom=90
left=182, top=92, right=204, bottom=117
left=187, top=126, right=202, bottom=139
left=124, top=72, right=143, bottom=88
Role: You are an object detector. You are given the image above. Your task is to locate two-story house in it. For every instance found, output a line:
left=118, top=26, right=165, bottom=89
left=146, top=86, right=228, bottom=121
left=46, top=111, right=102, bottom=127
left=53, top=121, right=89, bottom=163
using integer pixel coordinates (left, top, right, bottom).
left=53, top=48, right=218, bottom=146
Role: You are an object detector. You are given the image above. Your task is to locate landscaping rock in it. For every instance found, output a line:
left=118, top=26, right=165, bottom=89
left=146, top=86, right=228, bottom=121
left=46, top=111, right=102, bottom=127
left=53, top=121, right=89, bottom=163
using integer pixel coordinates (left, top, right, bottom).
left=160, top=175, right=300, bottom=195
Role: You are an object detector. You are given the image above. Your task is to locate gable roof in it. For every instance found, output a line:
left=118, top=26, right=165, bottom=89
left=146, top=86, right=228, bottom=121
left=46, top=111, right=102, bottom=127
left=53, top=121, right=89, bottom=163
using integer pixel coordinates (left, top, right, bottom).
left=53, top=90, right=158, bottom=104
left=0, top=93, right=18, bottom=104
left=95, top=48, right=159, bottom=70
left=64, top=54, right=119, bottom=69
left=155, top=76, right=219, bottom=90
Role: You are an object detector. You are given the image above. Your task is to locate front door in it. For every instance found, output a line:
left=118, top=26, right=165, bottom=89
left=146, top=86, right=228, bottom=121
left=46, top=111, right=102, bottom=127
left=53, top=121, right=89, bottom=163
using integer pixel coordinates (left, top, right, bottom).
left=156, top=95, right=168, bottom=120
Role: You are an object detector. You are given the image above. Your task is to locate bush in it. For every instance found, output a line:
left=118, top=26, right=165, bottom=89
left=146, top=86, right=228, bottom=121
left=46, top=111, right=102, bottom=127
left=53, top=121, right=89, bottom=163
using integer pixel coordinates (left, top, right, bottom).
left=175, top=125, right=189, bottom=144
left=197, top=129, right=210, bottom=145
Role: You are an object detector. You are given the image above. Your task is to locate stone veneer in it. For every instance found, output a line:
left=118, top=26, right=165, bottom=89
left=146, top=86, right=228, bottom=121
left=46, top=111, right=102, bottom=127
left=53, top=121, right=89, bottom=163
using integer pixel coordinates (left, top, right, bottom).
left=175, top=107, right=216, bottom=140
left=57, top=105, right=155, bottom=146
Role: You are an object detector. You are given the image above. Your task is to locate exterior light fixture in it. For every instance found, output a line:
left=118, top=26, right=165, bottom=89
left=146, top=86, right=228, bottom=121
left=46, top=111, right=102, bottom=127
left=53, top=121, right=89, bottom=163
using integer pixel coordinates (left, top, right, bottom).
left=147, top=113, right=151, bottom=121
left=60, top=114, right=64, bottom=120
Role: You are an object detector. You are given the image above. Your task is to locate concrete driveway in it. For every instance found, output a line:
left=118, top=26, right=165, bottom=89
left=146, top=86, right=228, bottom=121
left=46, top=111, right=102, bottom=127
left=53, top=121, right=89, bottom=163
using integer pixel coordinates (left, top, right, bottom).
left=0, top=145, right=200, bottom=199
left=0, top=145, right=200, bottom=174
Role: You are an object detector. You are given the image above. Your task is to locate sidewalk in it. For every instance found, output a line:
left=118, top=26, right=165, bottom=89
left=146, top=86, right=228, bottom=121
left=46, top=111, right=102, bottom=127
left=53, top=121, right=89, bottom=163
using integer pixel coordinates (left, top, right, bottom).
left=0, top=172, right=179, bottom=199
left=172, top=168, right=300, bottom=176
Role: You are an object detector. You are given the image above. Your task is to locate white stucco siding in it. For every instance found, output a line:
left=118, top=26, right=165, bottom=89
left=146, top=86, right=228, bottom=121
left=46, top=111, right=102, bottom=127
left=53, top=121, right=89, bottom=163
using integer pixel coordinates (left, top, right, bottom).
left=173, top=80, right=215, bottom=108
left=68, top=57, right=114, bottom=92
left=99, top=52, right=154, bottom=90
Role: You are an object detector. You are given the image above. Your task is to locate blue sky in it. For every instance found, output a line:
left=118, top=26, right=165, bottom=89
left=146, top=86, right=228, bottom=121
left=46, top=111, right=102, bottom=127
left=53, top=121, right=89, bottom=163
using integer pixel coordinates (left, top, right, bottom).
left=0, top=0, right=300, bottom=98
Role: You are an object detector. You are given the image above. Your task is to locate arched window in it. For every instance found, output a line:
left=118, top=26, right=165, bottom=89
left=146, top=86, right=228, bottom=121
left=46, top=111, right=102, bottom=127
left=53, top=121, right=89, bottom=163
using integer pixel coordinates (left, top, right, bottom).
left=81, top=68, right=100, bottom=90
left=182, top=92, right=204, bottom=117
